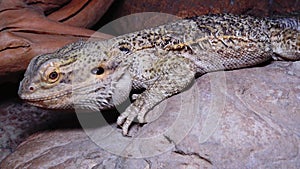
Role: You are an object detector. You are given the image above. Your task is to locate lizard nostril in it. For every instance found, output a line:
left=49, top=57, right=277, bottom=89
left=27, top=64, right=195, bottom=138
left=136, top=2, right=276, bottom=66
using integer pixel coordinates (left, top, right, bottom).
left=29, top=86, right=35, bottom=91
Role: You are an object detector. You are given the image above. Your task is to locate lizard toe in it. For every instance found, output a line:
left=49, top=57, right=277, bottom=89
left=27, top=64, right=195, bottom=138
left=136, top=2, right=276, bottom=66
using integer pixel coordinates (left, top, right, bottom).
left=121, top=112, right=137, bottom=135
left=117, top=112, right=128, bottom=126
left=137, top=111, right=147, bottom=123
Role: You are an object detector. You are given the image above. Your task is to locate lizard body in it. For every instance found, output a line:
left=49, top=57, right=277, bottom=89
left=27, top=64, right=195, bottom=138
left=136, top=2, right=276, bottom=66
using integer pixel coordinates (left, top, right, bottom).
left=18, top=14, right=300, bottom=135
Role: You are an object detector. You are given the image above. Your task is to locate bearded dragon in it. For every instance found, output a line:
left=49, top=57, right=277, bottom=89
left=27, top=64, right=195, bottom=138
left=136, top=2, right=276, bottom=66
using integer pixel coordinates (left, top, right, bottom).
left=18, top=14, right=299, bottom=135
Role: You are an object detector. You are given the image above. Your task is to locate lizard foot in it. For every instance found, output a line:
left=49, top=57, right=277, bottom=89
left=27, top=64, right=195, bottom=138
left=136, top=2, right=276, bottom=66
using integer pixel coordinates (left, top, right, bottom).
left=117, top=106, right=146, bottom=135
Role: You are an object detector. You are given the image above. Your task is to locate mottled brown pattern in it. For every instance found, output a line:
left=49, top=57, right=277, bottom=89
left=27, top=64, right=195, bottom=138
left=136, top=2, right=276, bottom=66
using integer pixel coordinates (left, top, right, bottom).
left=19, top=14, right=299, bottom=135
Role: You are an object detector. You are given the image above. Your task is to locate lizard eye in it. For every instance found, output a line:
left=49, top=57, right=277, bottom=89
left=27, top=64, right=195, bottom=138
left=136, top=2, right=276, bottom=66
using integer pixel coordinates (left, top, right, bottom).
left=44, top=67, right=60, bottom=83
left=49, top=71, right=58, bottom=80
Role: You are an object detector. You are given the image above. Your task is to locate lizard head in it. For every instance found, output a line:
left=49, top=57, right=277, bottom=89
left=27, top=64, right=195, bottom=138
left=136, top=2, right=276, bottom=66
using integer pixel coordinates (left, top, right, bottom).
left=18, top=40, right=132, bottom=110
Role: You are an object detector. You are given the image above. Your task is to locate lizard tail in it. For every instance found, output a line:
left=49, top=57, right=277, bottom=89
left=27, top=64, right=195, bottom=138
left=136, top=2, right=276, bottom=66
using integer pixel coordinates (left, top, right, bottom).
left=271, top=16, right=299, bottom=31
left=270, top=16, right=300, bottom=61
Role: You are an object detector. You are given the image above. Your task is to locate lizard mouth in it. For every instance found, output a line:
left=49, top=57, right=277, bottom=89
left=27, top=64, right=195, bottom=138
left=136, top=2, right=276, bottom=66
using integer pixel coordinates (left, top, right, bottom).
left=19, top=90, right=74, bottom=109
left=19, top=90, right=72, bottom=102
left=18, top=81, right=105, bottom=108
left=18, top=81, right=98, bottom=102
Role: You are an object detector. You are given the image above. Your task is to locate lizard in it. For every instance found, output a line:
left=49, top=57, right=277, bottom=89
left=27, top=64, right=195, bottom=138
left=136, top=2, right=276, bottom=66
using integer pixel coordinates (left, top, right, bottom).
left=18, top=14, right=299, bottom=135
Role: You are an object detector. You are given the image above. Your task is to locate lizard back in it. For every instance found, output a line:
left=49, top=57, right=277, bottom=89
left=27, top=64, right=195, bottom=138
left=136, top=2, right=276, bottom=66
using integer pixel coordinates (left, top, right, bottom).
left=109, top=14, right=299, bottom=74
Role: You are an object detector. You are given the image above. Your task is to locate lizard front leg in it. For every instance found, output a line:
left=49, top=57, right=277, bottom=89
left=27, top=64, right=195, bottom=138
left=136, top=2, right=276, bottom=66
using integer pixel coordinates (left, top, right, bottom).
left=117, top=56, right=197, bottom=135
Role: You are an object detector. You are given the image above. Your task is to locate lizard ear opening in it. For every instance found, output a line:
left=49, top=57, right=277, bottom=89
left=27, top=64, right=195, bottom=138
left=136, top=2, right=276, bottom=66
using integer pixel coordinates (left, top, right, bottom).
left=91, top=66, right=105, bottom=75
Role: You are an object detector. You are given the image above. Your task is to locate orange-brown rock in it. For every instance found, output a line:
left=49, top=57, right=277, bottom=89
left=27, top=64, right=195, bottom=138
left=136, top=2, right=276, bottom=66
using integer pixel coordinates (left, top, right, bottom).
left=105, top=0, right=300, bottom=19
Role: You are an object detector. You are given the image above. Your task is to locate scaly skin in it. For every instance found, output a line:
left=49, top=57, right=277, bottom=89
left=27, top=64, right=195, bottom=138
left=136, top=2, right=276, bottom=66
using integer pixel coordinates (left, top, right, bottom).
left=18, top=14, right=299, bottom=135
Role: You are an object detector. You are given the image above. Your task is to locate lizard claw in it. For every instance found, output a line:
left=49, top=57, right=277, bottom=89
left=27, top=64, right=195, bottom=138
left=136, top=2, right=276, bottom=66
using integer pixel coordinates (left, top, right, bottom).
left=117, top=106, right=146, bottom=135
left=117, top=111, right=136, bottom=136
left=116, top=111, right=128, bottom=126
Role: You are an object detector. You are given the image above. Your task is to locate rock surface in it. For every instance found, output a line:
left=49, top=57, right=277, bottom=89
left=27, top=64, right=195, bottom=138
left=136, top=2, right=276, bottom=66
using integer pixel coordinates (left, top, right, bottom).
left=0, top=99, right=79, bottom=162
left=1, top=61, right=299, bottom=168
